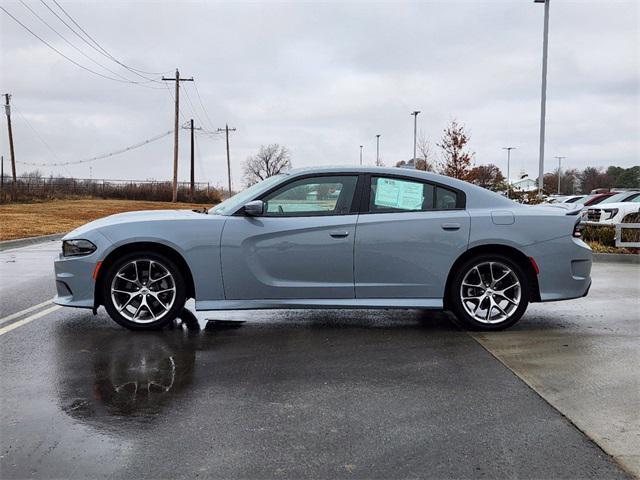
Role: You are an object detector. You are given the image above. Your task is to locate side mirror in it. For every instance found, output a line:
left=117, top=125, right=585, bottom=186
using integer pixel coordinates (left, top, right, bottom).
left=243, top=200, right=264, bottom=216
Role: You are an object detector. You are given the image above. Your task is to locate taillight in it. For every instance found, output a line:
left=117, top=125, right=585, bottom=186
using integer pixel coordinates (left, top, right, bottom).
left=573, top=221, right=582, bottom=238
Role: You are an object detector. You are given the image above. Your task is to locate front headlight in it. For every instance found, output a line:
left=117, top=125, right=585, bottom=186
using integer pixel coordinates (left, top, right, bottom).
left=62, top=239, right=97, bottom=257
left=603, top=208, right=619, bottom=220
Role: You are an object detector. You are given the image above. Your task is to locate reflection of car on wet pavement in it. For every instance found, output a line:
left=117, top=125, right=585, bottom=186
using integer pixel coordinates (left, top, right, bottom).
left=57, top=327, right=197, bottom=419
left=54, top=167, right=592, bottom=332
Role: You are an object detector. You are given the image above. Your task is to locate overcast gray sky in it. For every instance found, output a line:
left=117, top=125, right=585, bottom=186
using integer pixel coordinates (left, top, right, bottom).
left=1, top=0, right=638, bottom=189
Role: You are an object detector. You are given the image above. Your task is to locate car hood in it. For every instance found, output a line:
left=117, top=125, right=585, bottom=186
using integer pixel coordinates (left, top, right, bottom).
left=587, top=202, right=639, bottom=211
left=64, top=209, right=215, bottom=239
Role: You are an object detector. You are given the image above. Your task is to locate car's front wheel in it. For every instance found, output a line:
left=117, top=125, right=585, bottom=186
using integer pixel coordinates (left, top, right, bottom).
left=102, top=252, right=187, bottom=330
left=450, top=254, right=529, bottom=330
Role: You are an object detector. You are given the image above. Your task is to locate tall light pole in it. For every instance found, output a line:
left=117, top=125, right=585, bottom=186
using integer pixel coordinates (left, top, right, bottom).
left=554, top=155, right=565, bottom=194
left=411, top=111, right=420, bottom=162
left=502, top=147, right=516, bottom=198
left=359, top=145, right=363, bottom=166
left=535, top=0, right=551, bottom=197
left=376, top=134, right=381, bottom=165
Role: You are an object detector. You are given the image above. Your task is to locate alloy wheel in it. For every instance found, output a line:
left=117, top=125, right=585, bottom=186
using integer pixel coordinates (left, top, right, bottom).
left=110, top=259, right=177, bottom=323
left=459, top=261, right=521, bottom=324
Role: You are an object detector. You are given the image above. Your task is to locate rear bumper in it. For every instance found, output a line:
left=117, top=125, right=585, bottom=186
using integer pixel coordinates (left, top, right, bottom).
left=522, top=236, right=592, bottom=302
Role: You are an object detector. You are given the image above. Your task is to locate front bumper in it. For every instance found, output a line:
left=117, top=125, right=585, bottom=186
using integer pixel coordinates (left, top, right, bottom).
left=522, top=235, right=592, bottom=302
left=53, top=233, right=111, bottom=309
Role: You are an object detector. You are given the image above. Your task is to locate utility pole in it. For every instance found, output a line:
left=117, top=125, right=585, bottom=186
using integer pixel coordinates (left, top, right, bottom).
left=555, top=155, right=565, bottom=194
left=359, top=145, right=363, bottom=166
left=376, top=134, right=381, bottom=165
left=411, top=111, right=420, bottom=162
left=217, top=124, right=236, bottom=196
left=162, top=69, right=193, bottom=202
left=1, top=155, right=4, bottom=199
left=535, top=0, right=551, bottom=197
left=190, top=119, right=195, bottom=201
left=3, top=94, right=17, bottom=185
left=502, top=147, right=516, bottom=199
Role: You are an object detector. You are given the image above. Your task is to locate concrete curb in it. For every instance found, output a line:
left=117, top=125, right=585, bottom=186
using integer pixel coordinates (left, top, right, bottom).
left=592, top=252, right=640, bottom=264
left=0, top=233, right=65, bottom=252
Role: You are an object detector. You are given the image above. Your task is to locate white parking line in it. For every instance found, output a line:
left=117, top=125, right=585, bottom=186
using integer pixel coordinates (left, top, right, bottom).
left=0, top=305, right=62, bottom=336
left=0, top=299, right=53, bottom=326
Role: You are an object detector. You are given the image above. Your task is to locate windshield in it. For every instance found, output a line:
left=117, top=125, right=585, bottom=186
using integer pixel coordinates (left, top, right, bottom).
left=599, top=192, right=639, bottom=204
left=209, top=175, right=287, bottom=215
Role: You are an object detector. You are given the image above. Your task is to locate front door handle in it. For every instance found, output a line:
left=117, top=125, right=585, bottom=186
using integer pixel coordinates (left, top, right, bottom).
left=330, top=231, right=350, bottom=238
left=441, top=223, right=461, bottom=231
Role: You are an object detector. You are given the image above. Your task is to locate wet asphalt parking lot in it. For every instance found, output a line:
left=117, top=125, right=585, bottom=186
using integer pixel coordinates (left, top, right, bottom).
left=0, top=241, right=638, bottom=479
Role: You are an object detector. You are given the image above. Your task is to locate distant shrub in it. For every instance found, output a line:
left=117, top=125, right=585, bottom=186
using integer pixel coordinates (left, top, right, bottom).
left=622, top=212, right=640, bottom=223
left=581, top=223, right=615, bottom=247
left=1, top=174, right=223, bottom=205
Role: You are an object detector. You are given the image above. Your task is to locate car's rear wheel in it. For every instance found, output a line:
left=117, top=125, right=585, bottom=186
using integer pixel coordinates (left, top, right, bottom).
left=102, top=252, right=186, bottom=331
left=450, top=254, right=529, bottom=330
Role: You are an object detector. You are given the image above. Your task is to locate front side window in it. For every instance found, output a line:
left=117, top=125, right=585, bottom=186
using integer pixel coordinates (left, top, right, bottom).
left=263, top=175, right=358, bottom=216
left=369, top=176, right=461, bottom=212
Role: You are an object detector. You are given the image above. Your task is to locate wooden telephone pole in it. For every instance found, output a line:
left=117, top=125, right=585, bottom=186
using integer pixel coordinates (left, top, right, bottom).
left=162, top=69, right=193, bottom=202
left=190, top=119, right=195, bottom=201
left=3, top=94, right=17, bottom=185
left=217, top=124, right=236, bottom=196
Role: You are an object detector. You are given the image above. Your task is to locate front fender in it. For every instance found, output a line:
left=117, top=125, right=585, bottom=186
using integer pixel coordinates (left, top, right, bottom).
left=97, top=216, right=227, bottom=303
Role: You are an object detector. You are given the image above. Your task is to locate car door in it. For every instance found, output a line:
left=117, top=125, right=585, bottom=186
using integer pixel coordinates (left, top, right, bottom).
left=354, top=175, right=470, bottom=299
left=221, top=174, right=361, bottom=300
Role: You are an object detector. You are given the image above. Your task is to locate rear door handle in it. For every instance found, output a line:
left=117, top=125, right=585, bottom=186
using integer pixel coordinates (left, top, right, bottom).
left=330, top=231, right=350, bottom=238
left=441, top=223, right=461, bottom=231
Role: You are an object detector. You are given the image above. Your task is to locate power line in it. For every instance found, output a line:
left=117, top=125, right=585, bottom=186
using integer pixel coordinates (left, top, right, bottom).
left=0, top=5, right=162, bottom=88
left=163, top=82, right=188, bottom=123
left=182, top=83, right=207, bottom=130
left=15, top=130, right=172, bottom=167
left=12, top=105, right=63, bottom=164
left=193, top=81, right=215, bottom=131
left=37, top=0, right=163, bottom=86
left=51, top=0, right=170, bottom=77
left=18, top=0, right=143, bottom=85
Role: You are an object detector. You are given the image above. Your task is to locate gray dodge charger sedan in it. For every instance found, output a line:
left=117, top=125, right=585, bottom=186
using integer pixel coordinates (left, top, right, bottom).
left=54, top=167, right=592, bottom=331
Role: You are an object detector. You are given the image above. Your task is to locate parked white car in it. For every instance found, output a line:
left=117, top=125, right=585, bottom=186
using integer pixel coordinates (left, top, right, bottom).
left=585, top=191, right=640, bottom=224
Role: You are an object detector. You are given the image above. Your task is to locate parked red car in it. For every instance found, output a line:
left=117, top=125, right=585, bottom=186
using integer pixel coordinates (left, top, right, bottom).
left=582, top=192, right=617, bottom=206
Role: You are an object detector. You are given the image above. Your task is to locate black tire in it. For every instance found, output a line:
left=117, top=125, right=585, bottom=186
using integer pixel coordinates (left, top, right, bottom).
left=102, top=251, right=187, bottom=331
left=449, top=253, right=530, bottom=331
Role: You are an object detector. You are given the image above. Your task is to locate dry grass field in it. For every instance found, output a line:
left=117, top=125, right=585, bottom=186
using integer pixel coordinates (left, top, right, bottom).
left=0, top=199, right=205, bottom=241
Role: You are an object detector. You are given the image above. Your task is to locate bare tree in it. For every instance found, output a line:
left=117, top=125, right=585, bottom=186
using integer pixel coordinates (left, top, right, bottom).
left=243, top=144, right=292, bottom=186
left=416, top=134, right=435, bottom=171
left=437, top=120, right=474, bottom=180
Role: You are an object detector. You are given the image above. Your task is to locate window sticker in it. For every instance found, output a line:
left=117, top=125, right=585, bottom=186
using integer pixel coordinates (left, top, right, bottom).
left=374, top=178, right=424, bottom=210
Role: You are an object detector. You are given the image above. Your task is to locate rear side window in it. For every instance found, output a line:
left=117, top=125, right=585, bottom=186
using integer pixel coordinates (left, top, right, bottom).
left=369, top=176, right=462, bottom=212
left=435, top=186, right=459, bottom=210
left=370, top=177, right=433, bottom=212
